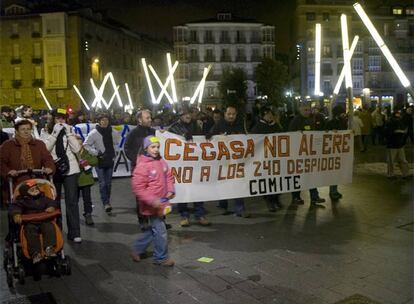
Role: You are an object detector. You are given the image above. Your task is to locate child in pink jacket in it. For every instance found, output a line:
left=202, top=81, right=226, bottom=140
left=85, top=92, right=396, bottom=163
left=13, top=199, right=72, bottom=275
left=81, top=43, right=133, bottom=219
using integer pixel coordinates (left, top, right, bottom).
left=131, top=136, right=175, bottom=266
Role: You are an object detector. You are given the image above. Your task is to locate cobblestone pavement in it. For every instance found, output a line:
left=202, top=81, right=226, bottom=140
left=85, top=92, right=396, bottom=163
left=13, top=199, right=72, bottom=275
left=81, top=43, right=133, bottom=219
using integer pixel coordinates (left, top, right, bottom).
left=1, top=145, right=413, bottom=304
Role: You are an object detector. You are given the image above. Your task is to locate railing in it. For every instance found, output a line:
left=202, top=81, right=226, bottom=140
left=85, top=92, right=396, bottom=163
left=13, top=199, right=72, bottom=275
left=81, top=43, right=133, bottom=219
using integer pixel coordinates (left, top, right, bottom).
left=32, top=58, right=43, bottom=64
left=11, top=58, right=21, bottom=64
left=12, top=80, right=22, bottom=88
left=32, top=79, right=44, bottom=87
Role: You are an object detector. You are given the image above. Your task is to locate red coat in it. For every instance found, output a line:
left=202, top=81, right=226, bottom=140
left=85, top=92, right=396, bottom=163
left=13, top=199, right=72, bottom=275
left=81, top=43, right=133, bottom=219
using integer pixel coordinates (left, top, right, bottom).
left=0, top=138, right=55, bottom=183
left=131, top=154, right=175, bottom=216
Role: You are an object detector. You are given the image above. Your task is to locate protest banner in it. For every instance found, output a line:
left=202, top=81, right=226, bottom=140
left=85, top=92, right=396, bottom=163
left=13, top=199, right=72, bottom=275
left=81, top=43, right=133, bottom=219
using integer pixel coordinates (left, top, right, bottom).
left=157, top=130, right=354, bottom=203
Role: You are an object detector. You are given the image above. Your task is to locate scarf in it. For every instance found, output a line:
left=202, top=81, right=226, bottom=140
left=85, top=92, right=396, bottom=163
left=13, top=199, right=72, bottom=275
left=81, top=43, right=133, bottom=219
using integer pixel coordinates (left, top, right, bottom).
left=55, top=129, right=66, bottom=158
left=15, top=134, right=34, bottom=170
left=96, top=125, right=115, bottom=167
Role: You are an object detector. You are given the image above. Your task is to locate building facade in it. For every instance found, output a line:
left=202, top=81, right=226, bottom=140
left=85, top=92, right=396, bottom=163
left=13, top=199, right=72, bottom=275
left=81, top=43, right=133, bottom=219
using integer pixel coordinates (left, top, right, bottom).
left=295, top=0, right=414, bottom=107
left=0, top=2, right=167, bottom=110
left=173, top=13, right=275, bottom=109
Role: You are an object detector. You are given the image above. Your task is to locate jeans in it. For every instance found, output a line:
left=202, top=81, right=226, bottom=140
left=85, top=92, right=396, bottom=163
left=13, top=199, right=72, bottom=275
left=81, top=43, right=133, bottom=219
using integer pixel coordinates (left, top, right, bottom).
left=95, top=166, right=113, bottom=205
left=292, top=189, right=319, bottom=201
left=55, top=173, right=80, bottom=239
left=387, top=148, right=409, bottom=177
left=133, top=216, right=168, bottom=263
left=178, top=202, right=205, bottom=219
left=219, top=198, right=245, bottom=215
left=78, top=186, right=92, bottom=215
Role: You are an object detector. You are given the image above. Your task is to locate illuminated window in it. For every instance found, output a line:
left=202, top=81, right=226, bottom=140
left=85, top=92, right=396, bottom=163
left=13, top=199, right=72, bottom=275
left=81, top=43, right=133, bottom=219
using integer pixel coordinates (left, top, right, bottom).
left=406, top=8, right=414, bottom=15
left=392, top=8, right=403, bottom=15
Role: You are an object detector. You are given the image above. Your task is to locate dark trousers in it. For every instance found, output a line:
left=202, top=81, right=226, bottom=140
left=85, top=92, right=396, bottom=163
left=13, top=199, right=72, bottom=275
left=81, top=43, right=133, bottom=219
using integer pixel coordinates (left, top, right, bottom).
left=78, top=185, right=92, bottom=215
left=55, top=173, right=80, bottom=239
left=219, top=198, right=245, bottom=215
left=24, top=221, right=56, bottom=256
left=292, top=189, right=319, bottom=201
left=95, top=167, right=113, bottom=205
left=178, top=202, right=206, bottom=219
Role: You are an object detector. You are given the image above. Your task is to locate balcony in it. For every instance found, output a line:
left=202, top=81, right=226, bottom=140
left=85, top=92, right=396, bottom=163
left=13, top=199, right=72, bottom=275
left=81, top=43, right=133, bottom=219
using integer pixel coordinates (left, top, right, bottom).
left=10, top=34, right=19, bottom=39
left=236, top=56, right=247, bottom=62
left=32, top=79, right=44, bottom=87
left=32, top=58, right=43, bottom=64
left=220, top=56, right=232, bottom=62
left=188, top=56, right=199, bottom=62
left=32, top=32, right=41, bottom=38
left=204, top=56, right=216, bottom=62
left=220, top=38, right=231, bottom=44
left=12, top=80, right=22, bottom=88
left=11, top=58, right=21, bottom=64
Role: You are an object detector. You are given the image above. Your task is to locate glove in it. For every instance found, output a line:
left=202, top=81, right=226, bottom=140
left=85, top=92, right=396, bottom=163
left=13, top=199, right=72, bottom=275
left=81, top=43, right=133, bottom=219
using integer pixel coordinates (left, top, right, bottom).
left=52, top=123, right=64, bottom=136
left=184, top=133, right=193, bottom=141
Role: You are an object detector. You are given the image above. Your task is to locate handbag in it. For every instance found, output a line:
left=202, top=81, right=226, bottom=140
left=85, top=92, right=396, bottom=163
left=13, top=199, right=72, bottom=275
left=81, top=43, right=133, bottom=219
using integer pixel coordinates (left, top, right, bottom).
left=54, top=140, right=69, bottom=176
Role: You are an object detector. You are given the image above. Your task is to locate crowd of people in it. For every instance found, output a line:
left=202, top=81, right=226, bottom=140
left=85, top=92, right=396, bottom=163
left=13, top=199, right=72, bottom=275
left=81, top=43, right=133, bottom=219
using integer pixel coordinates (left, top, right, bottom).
left=0, top=100, right=413, bottom=266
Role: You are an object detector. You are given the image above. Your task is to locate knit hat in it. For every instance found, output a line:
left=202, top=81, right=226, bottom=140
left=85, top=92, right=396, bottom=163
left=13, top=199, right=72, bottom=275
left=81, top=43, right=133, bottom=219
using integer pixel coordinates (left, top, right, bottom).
left=19, top=179, right=38, bottom=196
left=143, top=136, right=160, bottom=150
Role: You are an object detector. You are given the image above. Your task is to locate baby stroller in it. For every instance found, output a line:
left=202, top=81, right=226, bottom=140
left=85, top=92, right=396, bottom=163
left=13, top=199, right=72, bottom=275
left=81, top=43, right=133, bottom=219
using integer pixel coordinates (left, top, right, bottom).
left=3, top=169, right=71, bottom=288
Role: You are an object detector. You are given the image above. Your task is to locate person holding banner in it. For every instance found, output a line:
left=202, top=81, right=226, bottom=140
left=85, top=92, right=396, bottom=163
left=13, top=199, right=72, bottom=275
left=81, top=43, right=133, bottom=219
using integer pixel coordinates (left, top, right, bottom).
left=207, top=105, right=250, bottom=217
left=131, top=136, right=175, bottom=266
left=169, top=107, right=210, bottom=227
left=289, top=102, right=326, bottom=205
left=84, top=113, right=121, bottom=213
left=250, top=106, right=284, bottom=212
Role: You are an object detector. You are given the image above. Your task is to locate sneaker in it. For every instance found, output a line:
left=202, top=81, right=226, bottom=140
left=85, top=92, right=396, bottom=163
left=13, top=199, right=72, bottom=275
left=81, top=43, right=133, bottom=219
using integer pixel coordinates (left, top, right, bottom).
left=104, top=204, right=112, bottom=213
left=292, top=197, right=305, bottom=205
left=197, top=217, right=211, bottom=226
left=155, top=258, right=175, bottom=267
left=311, top=197, right=326, bottom=205
left=180, top=218, right=190, bottom=227
left=32, top=253, right=43, bottom=264
left=44, top=246, right=56, bottom=258
left=72, top=237, right=82, bottom=243
left=329, top=192, right=343, bottom=201
left=84, top=214, right=94, bottom=226
left=131, top=252, right=141, bottom=262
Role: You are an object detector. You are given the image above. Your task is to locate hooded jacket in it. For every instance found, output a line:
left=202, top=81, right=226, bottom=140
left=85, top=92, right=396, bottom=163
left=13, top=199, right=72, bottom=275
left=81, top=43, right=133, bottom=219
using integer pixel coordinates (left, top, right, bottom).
left=131, top=154, right=175, bottom=216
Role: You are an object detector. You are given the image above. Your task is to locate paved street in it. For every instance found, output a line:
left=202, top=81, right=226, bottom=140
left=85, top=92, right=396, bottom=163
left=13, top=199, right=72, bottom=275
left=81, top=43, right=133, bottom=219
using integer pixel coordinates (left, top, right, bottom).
left=1, top=145, right=413, bottom=304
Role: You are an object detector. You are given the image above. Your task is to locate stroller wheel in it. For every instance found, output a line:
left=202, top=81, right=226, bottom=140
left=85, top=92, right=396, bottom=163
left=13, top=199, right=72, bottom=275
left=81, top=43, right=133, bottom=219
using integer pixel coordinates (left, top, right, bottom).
left=18, top=266, right=25, bottom=284
left=54, top=260, right=62, bottom=277
left=63, top=256, right=71, bottom=275
left=6, top=266, right=14, bottom=288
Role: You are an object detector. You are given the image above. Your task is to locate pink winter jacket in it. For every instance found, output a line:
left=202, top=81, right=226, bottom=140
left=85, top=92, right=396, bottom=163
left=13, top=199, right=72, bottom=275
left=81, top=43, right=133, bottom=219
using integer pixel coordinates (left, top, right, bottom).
left=132, top=154, right=175, bottom=216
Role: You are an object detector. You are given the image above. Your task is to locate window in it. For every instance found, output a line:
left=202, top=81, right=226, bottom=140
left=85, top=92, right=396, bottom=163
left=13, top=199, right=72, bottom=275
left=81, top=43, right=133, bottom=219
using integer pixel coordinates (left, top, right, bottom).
left=308, top=79, right=314, bottom=90
left=251, top=31, right=260, bottom=43
left=323, top=12, right=330, bottom=21
left=236, top=31, right=245, bottom=43
left=205, top=30, right=213, bottom=43
left=205, top=49, right=214, bottom=61
left=306, top=12, right=315, bottom=21
left=392, top=7, right=403, bottom=15
left=368, top=56, right=381, bottom=72
left=174, top=27, right=186, bottom=42
left=406, top=8, right=414, bottom=15
left=323, top=80, right=331, bottom=92
left=175, top=46, right=186, bottom=60
left=251, top=48, right=260, bottom=61
left=322, top=63, right=332, bottom=75
left=33, top=42, right=41, bottom=58
left=352, top=58, right=363, bottom=74
left=221, top=31, right=230, bottom=43
left=14, top=67, right=21, bottom=80
left=190, top=30, right=197, bottom=43
left=44, top=17, right=63, bottom=35
left=263, top=46, right=274, bottom=58
left=221, top=48, right=230, bottom=61
left=207, top=87, right=215, bottom=97
left=33, top=22, right=40, bottom=33
left=15, top=91, right=22, bottom=101
left=337, top=63, right=344, bottom=74
left=47, top=65, right=65, bottom=87
left=237, top=48, right=245, bottom=60
left=217, top=13, right=232, bottom=21
left=12, top=44, right=20, bottom=58
left=12, top=23, right=18, bottom=34
left=262, top=28, right=273, bottom=42
left=323, top=45, right=331, bottom=57
left=34, top=66, right=42, bottom=79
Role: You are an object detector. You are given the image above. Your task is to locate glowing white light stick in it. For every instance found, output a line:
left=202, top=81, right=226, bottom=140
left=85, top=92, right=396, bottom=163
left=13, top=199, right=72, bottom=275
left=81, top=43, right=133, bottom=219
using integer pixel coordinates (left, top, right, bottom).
left=108, top=73, right=123, bottom=107
left=314, top=23, right=321, bottom=96
left=167, top=53, right=178, bottom=103
left=141, top=58, right=156, bottom=104
left=149, top=61, right=179, bottom=104
left=190, top=65, right=211, bottom=104
left=353, top=3, right=411, bottom=89
left=39, top=88, right=52, bottom=110
left=333, top=35, right=359, bottom=95
left=90, top=78, right=107, bottom=109
left=91, top=73, right=110, bottom=108
left=73, top=85, right=91, bottom=111
left=106, top=85, right=120, bottom=109
left=341, top=14, right=353, bottom=89
left=125, top=83, right=134, bottom=109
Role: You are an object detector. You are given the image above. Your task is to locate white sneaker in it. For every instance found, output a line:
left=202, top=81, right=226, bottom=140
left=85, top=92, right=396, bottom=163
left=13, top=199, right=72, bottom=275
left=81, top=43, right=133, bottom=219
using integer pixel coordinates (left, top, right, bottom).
left=73, top=237, right=82, bottom=243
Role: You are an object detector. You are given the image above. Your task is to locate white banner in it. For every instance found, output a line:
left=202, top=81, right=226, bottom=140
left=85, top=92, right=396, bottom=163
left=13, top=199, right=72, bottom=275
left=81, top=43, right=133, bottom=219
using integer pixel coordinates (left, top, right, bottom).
left=157, top=130, right=354, bottom=203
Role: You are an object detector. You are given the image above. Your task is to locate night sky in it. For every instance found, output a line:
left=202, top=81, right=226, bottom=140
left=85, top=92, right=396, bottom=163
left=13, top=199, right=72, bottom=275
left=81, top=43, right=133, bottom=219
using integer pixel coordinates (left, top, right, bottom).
left=93, top=0, right=295, bottom=54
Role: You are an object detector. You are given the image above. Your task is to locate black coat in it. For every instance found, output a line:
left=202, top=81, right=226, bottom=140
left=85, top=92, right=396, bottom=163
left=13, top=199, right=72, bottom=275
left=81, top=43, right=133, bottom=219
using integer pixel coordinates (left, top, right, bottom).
left=325, top=117, right=348, bottom=131
left=385, top=117, right=407, bottom=149
left=124, top=125, right=155, bottom=167
left=288, top=114, right=316, bottom=131
left=250, top=119, right=284, bottom=134
left=209, top=119, right=246, bottom=136
left=168, top=119, right=203, bottom=138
